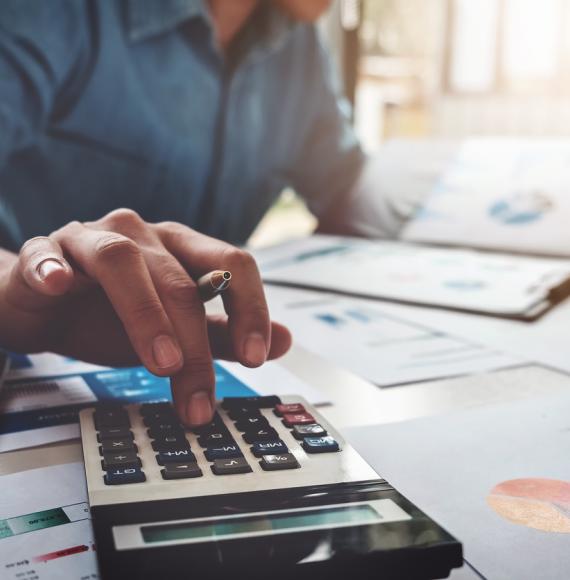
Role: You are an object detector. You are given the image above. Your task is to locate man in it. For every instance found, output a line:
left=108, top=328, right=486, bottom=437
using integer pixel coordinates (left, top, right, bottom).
left=0, top=0, right=399, bottom=425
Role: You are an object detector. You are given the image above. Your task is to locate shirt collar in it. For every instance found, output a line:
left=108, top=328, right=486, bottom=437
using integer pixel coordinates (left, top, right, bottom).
left=126, top=0, right=296, bottom=64
left=127, top=0, right=207, bottom=42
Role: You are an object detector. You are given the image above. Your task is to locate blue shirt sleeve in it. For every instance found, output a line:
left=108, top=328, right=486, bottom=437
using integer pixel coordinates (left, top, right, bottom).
left=0, top=0, right=85, bottom=169
left=287, top=28, right=365, bottom=219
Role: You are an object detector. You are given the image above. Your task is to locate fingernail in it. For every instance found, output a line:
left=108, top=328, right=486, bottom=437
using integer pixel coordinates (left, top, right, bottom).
left=38, top=259, right=64, bottom=281
left=244, top=332, right=267, bottom=366
left=187, top=391, right=213, bottom=425
left=152, top=335, right=182, bottom=369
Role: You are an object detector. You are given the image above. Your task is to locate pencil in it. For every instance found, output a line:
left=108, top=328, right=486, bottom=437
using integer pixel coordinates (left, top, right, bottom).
left=197, top=270, right=232, bottom=302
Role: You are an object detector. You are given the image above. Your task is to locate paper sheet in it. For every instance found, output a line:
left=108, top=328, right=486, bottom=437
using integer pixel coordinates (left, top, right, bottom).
left=402, top=138, right=570, bottom=257
left=257, top=234, right=570, bottom=317
left=0, top=462, right=98, bottom=579
left=345, top=384, right=570, bottom=580
left=0, top=353, right=327, bottom=453
left=265, top=285, right=525, bottom=387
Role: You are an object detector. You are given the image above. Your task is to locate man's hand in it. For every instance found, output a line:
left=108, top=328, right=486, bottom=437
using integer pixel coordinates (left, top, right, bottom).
left=0, top=209, right=291, bottom=426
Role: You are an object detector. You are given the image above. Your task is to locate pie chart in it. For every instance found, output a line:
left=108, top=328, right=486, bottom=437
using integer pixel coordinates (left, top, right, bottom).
left=487, top=478, right=570, bottom=533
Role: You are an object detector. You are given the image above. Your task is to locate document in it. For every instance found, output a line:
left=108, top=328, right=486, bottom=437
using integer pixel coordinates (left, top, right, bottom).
left=0, top=353, right=326, bottom=453
left=265, top=286, right=525, bottom=387
left=345, top=370, right=570, bottom=580
left=0, top=462, right=98, bottom=580
left=256, top=234, right=570, bottom=319
left=402, top=138, right=570, bottom=257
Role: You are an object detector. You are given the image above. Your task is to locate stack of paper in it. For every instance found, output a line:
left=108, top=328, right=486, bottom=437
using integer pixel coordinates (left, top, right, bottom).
left=257, top=235, right=570, bottom=320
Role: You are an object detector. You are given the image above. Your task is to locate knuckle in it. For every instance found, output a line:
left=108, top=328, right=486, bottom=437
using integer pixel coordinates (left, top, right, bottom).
left=183, top=356, right=214, bottom=380
left=105, top=208, right=144, bottom=228
left=94, top=234, right=140, bottom=262
left=128, top=297, right=165, bottom=322
left=221, top=246, right=256, bottom=271
left=162, top=275, right=204, bottom=313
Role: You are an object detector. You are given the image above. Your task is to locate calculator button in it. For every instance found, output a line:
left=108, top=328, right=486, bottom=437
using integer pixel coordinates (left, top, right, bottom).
left=161, top=463, right=203, bottom=480
left=143, top=413, right=178, bottom=428
left=204, top=444, right=243, bottom=461
left=259, top=453, right=300, bottom=471
left=292, top=424, right=327, bottom=440
left=227, top=407, right=263, bottom=422
left=242, top=427, right=279, bottom=444
left=139, top=402, right=172, bottom=416
left=104, top=467, right=146, bottom=485
left=151, top=435, right=190, bottom=453
left=234, top=416, right=269, bottom=432
left=101, top=451, right=141, bottom=471
left=302, top=436, right=340, bottom=453
left=222, top=396, right=281, bottom=410
left=189, top=413, right=225, bottom=434
left=94, top=408, right=130, bottom=430
left=211, top=457, right=253, bottom=475
left=156, top=449, right=196, bottom=464
left=97, top=427, right=134, bottom=442
left=147, top=424, right=184, bottom=440
left=251, top=440, right=288, bottom=457
left=100, top=438, right=137, bottom=454
left=282, top=413, right=316, bottom=428
left=274, top=403, right=305, bottom=416
left=198, top=431, right=233, bottom=448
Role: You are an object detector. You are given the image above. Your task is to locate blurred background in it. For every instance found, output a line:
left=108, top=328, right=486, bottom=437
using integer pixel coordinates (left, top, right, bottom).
left=249, top=0, right=570, bottom=248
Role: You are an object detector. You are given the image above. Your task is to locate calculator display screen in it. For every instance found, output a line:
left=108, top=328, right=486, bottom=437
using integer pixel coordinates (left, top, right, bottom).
left=141, top=504, right=379, bottom=544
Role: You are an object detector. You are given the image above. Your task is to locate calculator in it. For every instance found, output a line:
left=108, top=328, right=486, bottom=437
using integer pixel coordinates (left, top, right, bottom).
left=79, top=396, right=462, bottom=580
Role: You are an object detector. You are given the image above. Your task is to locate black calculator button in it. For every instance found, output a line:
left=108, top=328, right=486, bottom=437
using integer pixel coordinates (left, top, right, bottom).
left=302, top=436, right=340, bottom=453
left=94, top=408, right=130, bottom=430
left=259, top=453, right=300, bottom=471
left=234, top=416, right=269, bottom=432
left=222, top=396, right=281, bottom=410
left=143, top=413, right=178, bottom=428
left=251, top=440, right=288, bottom=457
left=292, top=424, right=327, bottom=440
left=104, top=467, right=146, bottom=485
left=152, top=435, right=190, bottom=453
left=198, top=431, right=233, bottom=448
left=101, top=451, right=141, bottom=471
left=140, top=402, right=173, bottom=416
left=189, top=413, right=225, bottom=434
left=204, top=444, right=243, bottom=461
left=227, top=407, right=263, bottom=422
left=147, top=424, right=184, bottom=440
left=242, top=427, right=279, bottom=444
left=100, top=438, right=137, bottom=454
left=156, top=449, right=196, bottom=464
left=211, top=457, right=252, bottom=475
left=161, top=463, right=203, bottom=480
left=97, top=427, right=134, bottom=442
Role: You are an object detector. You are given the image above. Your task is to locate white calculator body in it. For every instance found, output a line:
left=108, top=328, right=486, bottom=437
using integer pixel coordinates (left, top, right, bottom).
left=79, top=396, right=462, bottom=580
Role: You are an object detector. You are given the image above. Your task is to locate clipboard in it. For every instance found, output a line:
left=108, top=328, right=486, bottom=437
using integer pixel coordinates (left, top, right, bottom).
left=256, top=235, right=570, bottom=321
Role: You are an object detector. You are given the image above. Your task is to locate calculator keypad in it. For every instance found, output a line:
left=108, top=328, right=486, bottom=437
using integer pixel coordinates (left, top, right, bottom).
left=91, top=396, right=340, bottom=486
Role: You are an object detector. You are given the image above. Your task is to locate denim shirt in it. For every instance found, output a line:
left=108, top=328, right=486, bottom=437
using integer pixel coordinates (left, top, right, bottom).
left=0, top=0, right=364, bottom=250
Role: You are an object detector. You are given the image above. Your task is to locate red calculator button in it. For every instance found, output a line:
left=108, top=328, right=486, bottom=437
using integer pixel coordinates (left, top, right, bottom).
left=282, top=412, right=315, bottom=427
left=275, top=403, right=306, bottom=416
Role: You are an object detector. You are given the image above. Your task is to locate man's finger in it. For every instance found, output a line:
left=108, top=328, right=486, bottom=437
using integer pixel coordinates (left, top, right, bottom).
left=53, top=223, right=184, bottom=378
left=159, top=224, right=272, bottom=368
left=207, top=315, right=292, bottom=361
left=4, top=237, right=74, bottom=311
left=143, top=251, right=215, bottom=426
